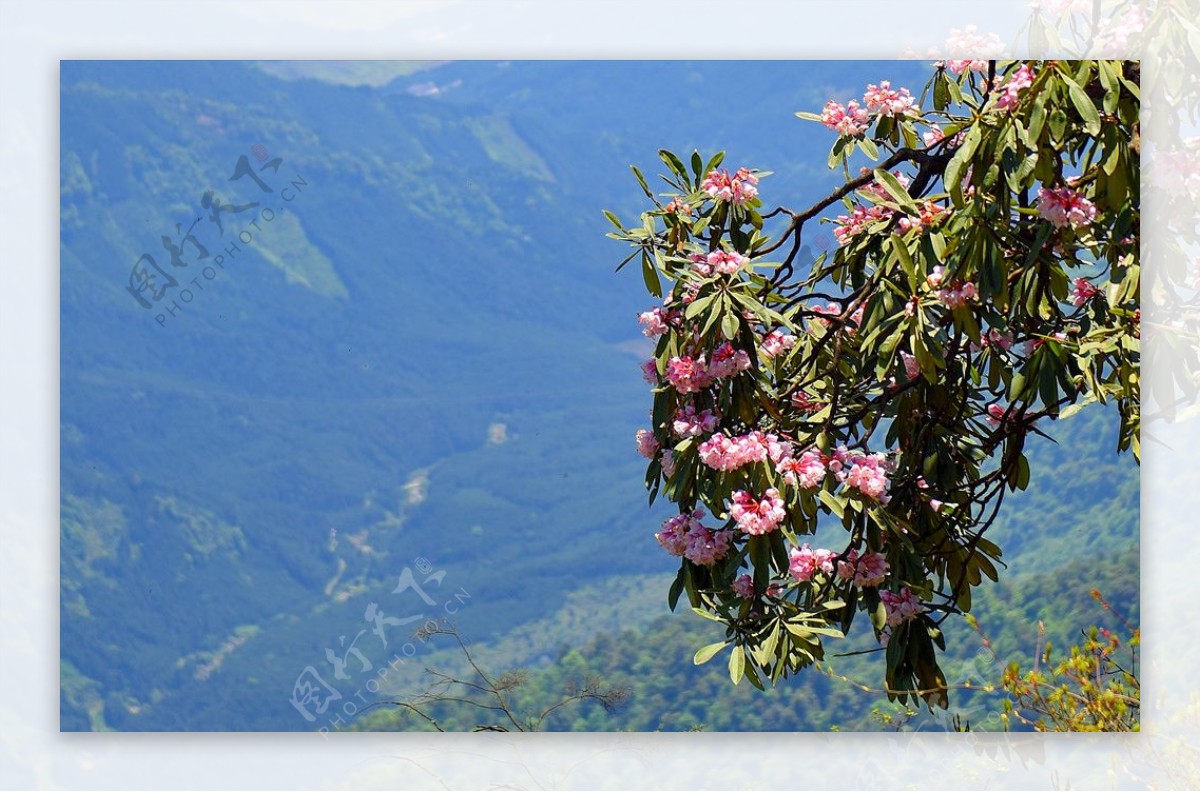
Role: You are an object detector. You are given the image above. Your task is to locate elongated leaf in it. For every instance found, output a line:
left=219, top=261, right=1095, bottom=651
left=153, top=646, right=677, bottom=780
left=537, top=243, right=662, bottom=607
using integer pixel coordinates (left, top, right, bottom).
left=694, top=641, right=728, bottom=665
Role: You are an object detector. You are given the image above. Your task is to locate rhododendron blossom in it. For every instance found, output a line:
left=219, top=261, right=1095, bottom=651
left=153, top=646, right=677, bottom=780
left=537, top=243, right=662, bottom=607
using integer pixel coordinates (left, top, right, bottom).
left=778, top=448, right=827, bottom=489
left=730, top=488, right=787, bottom=535
left=820, top=99, right=870, bottom=137
left=837, top=549, right=890, bottom=587
left=665, top=355, right=713, bottom=393
left=635, top=428, right=659, bottom=459
left=640, top=358, right=659, bottom=385
left=761, top=329, right=796, bottom=359
left=923, top=124, right=945, bottom=147
left=789, top=544, right=836, bottom=582
left=660, top=449, right=677, bottom=478
left=881, top=588, right=927, bottom=627
left=831, top=448, right=893, bottom=504
left=698, top=431, right=788, bottom=472
left=863, top=81, right=917, bottom=117
left=994, top=64, right=1035, bottom=111
left=707, top=342, right=752, bottom=379
left=936, top=280, right=978, bottom=310
left=655, top=509, right=731, bottom=566
left=732, top=574, right=755, bottom=599
left=1037, top=186, right=1097, bottom=230
left=790, top=390, right=826, bottom=414
left=637, top=307, right=671, bottom=338
left=702, top=167, right=759, bottom=205
left=833, top=204, right=890, bottom=245
left=673, top=404, right=720, bottom=438
left=1070, top=277, right=1102, bottom=307
left=690, top=250, right=749, bottom=277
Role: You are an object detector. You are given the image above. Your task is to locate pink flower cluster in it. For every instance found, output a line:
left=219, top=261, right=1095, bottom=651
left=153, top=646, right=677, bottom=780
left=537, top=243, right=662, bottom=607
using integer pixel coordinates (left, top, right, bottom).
left=928, top=266, right=978, bottom=309
left=761, top=329, right=796, bottom=359
left=986, top=403, right=1016, bottom=427
left=881, top=588, right=926, bottom=627
left=702, top=167, right=759, bottom=205
left=981, top=329, right=1014, bottom=351
left=896, top=200, right=948, bottom=235
left=730, top=488, right=787, bottom=535
left=661, top=450, right=678, bottom=478
left=636, top=429, right=659, bottom=459
left=1036, top=186, right=1097, bottom=230
left=837, top=549, right=890, bottom=587
left=821, top=99, right=870, bottom=137
left=995, top=64, right=1035, bottom=111
left=638, top=307, right=674, bottom=338
left=777, top=448, right=828, bottom=489
left=923, top=124, right=946, bottom=147
left=664, top=343, right=751, bottom=394
left=833, top=204, right=890, bottom=245
left=698, top=430, right=789, bottom=472
left=789, top=544, right=836, bottom=582
left=1070, top=277, right=1101, bottom=307
left=831, top=447, right=894, bottom=504
left=640, top=358, right=659, bottom=385
left=863, top=81, right=917, bottom=117
left=673, top=404, right=720, bottom=438
left=708, top=342, right=753, bottom=379
left=655, top=509, right=732, bottom=566
left=809, top=302, right=865, bottom=334
left=689, top=250, right=749, bottom=277
left=732, top=574, right=781, bottom=599
left=732, top=573, right=755, bottom=598
left=790, top=391, right=826, bottom=414
left=664, top=197, right=693, bottom=216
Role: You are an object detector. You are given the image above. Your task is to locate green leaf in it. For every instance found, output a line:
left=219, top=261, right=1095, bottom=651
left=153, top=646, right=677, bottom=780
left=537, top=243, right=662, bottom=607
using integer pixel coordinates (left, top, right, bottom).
left=859, top=137, right=880, bottom=161
left=721, top=312, right=740, bottom=341
left=817, top=488, right=845, bottom=519
left=873, top=168, right=917, bottom=213
left=630, top=165, right=652, bottom=198
left=795, top=111, right=824, bottom=122
left=641, top=254, right=662, bottom=298
left=1063, top=73, right=1101, bottom=135
left=728, top=644, right=746, bottom=685
left=694, top=641, right=729, bottom=665
left=602, top=209, right=623, bottom=231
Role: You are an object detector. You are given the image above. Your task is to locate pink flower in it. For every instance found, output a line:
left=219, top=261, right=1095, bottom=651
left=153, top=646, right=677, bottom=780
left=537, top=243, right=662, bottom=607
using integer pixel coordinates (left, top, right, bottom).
left=702, top=167, right=759, bottom=205
left=836, top=549, right=889, bottom=587
left=665, top=355, right=713, bottom=394
left=863, top=81, right=917, bottom=117
left=791, top=391, right=825, bottom=414
left=641, top=358, right=659, bottom=385
left=761, top=329, right=796, bottom=359
left=900, top=351, right=921, bottom=381
left=923, top=124, right=945, bottom=147
left=789, top=544, right=836, bottom=582
left=1036, top=186, right=1097, bottom=230
left=732, top=574, right=755, bottom=598
left=936, top=280, right=978, bottom=310
left=981, top=329, right=1014, bottom=351
left=698, top=431, right=783, bottom=472
left=684, top=524, right=732, bottom=566
left=821, top=99, right=870, bottom=137
left=987, top=403, right=1012, bottom=427
left=673, top=404, right=720, bottom=438
left=778, top=448, right=827, bottom=489
left=930, top=498, right=944, bottom=512
left=636, top=429, right=660, bottom=459
left=638, top=307, right=671, bottom=338
left=994, top=64, right=1035, bottom=111
left=833, top=204, right=891, bottom=245
left=1070, top=277, right=1101, bottom=307
left=660, top=450, right=677, bottom=478
left=943, top=26, right=1004, bottom=74
left=832, top=448, right=893, bottom=504
left=730, top=488, right=787, bottom=535
left=656, top=509, right=731, bottom=566
left=707, top=342, right=752, bottom=379
left=881, top=587, right=926, bottom=627
left=664, top=198, right=693, bottom=216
